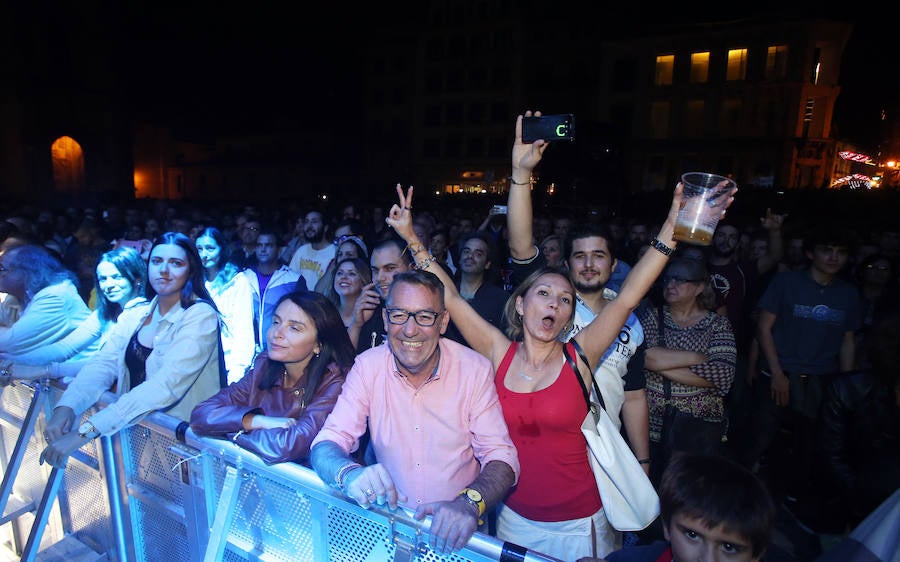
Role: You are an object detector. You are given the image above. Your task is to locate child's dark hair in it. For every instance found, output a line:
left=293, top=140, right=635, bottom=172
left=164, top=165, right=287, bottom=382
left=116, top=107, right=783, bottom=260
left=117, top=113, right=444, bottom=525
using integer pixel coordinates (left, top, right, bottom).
left=660, top=453, right=775, bottom=559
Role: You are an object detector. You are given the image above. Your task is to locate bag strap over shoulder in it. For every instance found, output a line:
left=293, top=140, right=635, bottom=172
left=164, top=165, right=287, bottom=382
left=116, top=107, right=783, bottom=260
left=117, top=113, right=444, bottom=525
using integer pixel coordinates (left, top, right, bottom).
left=563, top=340, right=607, bottom=412
left=563, top=342, right=590, bottom=407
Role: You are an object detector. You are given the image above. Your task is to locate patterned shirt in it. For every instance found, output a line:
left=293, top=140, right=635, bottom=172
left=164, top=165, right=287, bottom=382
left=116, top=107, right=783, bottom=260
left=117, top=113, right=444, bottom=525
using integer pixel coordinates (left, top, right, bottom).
left=639, top=306, right=736, bottom=443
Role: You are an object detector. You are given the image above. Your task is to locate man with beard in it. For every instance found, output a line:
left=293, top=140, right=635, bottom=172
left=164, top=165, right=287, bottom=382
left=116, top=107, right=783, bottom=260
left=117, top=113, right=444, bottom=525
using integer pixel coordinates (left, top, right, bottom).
left=623, top=218, right=651, bottom=264
left=289, top=210, right=336, bottom=290
left=561, top=223, right=651, bottom=474
left=347, top=237, right=413, bottom=354
left=443, top=232, right=508, bottom=347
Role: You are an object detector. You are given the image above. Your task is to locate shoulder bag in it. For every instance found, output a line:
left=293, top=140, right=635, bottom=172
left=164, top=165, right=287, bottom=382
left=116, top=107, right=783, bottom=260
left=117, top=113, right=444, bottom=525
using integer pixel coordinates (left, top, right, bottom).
left=563, top=339, right=660, bottom=531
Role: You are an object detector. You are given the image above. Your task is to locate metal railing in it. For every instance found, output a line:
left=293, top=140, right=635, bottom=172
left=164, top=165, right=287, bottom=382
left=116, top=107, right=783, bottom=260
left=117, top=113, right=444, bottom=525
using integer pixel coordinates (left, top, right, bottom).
left=0, top=379, right=560, bottom=562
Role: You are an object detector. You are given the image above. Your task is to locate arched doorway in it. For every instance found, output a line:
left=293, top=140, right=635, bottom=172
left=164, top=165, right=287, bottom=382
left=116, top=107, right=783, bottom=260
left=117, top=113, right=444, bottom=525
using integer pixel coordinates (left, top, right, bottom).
left=51, top=136, right=85, bottom=194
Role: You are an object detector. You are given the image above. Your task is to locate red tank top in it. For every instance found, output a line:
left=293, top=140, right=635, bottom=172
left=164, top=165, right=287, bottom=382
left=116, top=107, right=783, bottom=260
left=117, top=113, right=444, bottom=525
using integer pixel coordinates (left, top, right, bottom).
left=495, top=342, right=602, bottom=521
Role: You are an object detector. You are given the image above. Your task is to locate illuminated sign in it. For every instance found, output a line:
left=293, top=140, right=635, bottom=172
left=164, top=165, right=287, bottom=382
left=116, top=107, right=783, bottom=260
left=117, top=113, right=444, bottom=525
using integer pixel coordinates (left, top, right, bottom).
left=831, top=173, right=874, bottom=189
left=838, top=151, right=875, bottom=164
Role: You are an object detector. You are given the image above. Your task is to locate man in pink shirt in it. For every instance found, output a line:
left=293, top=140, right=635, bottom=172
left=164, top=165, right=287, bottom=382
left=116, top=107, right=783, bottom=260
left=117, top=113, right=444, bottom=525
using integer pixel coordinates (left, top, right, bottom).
left=311, top=270, right=518, bottom=554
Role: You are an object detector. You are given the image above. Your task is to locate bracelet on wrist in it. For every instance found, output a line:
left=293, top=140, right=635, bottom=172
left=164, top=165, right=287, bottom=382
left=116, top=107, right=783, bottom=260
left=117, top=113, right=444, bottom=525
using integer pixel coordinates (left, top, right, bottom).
left=509, top=176, right=534, bottom=186
left=648, top=237, right=674, bottom=256
left=414, top=254, right=437, bottom=270
left=403, top=242, right=427, bottom=256
left=334, top=462, right=363, bottom=491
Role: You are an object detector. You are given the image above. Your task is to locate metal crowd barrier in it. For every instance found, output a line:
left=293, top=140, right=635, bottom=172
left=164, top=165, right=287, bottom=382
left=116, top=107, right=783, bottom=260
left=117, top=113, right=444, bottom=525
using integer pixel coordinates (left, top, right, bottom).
left=0, top=379, right=561, bottom=562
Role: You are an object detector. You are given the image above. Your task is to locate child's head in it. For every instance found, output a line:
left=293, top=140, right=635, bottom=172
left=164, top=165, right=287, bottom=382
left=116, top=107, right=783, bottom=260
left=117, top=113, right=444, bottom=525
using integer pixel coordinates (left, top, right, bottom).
left=660, top=453, right=775, bottom=561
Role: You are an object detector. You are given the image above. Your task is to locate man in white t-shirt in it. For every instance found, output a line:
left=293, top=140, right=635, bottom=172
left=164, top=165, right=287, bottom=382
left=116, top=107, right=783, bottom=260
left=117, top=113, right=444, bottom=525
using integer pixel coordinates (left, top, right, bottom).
left=561, top=223, right=650, bottom=475
left=288, top=210, right=335, bottom=290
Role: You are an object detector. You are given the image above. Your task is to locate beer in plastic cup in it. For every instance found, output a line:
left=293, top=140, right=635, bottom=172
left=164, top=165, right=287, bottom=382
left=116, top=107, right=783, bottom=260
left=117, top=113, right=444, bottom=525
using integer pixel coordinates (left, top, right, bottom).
left=673, top=172, right=736, bottom=246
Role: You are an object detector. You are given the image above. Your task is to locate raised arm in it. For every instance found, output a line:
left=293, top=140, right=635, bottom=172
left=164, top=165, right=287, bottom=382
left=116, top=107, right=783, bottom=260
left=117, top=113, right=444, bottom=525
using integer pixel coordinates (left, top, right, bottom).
left=386, top=185, right=509, bottom=363
left=508, top=111, right=549, bottom=260
left=575, top=183, right=736, bottom=370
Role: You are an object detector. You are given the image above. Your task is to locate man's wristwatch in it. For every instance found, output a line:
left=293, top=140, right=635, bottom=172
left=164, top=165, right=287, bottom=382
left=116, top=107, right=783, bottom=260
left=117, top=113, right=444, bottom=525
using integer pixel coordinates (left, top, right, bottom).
left=77, top=421, right=100, bottom=440
left=457, top=487, right=485, bottom=525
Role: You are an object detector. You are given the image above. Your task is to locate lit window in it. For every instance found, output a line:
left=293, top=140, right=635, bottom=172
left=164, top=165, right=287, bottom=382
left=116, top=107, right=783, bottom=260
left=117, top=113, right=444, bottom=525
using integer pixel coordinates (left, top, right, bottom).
left=655, top=55, right=675, bottom=86
left=690, top=52, right=710, bottom=83
left=726, top=48, right=748, bottom=81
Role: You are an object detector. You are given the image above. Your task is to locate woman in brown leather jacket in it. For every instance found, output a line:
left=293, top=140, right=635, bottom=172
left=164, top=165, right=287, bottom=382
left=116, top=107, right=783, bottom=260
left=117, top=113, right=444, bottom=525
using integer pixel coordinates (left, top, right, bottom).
left=190, top=290, right=355, bottom=465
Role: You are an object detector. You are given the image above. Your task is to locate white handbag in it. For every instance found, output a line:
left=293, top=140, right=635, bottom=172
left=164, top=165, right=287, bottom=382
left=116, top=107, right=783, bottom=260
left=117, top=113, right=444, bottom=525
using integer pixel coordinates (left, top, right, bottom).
left=564, top=340, right=660, bottom=531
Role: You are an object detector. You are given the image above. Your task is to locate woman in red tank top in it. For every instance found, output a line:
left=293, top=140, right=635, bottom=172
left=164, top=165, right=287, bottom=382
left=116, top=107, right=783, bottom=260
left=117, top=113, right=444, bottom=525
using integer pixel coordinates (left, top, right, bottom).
left=387, top=111, right=734, bottom=560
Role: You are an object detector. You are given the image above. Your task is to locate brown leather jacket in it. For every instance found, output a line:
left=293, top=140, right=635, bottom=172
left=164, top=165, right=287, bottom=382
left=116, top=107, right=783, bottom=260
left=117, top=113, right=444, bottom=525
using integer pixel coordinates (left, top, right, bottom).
left=190, top=352, right=347, bottom=465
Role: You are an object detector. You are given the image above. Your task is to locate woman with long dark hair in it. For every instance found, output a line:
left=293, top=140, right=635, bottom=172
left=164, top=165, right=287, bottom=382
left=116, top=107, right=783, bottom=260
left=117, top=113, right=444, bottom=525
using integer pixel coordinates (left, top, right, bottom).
left=1, top=246, right=147, bottom=382
left=39, top=232, right=225, bottom=468
left=196, top=226, right=255, bottom=383
left=190, top=291, right=355, bottom=464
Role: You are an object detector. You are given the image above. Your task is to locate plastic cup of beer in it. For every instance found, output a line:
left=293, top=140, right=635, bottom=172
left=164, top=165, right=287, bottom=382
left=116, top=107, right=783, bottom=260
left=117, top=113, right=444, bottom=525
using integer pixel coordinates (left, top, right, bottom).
left=673, top=172, right=737, bottom=246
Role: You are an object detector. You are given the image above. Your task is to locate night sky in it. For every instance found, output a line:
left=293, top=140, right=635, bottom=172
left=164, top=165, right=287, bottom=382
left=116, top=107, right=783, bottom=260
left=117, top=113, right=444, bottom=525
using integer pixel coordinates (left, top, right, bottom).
left=8, top=3, right=894, bottom=148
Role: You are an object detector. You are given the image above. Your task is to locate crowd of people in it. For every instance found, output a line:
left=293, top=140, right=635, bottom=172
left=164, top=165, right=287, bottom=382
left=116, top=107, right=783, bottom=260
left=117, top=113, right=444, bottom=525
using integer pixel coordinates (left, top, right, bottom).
left=0, top=111, right=898, bottom=562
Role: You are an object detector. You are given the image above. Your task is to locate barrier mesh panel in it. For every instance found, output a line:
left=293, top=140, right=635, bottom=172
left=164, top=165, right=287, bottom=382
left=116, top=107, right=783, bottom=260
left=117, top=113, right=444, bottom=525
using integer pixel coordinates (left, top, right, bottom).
left=0, top=384, right=528, bottom=562
left=125, top=425, right=185, bottom=504
left=61, top=437, right=114, bottom=553
left=0, top=384, right=32, bottom=418
left=325, top=502, right=472, bottom=562
left=132, top=497, right=191, bottom=561
left=0, top=387, right=47, bottom=505
left=210, top=456, right=314, bottom=561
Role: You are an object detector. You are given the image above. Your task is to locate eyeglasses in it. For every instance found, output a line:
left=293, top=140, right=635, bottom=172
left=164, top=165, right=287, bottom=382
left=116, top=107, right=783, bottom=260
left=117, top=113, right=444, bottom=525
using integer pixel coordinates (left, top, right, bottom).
left=245, top=226, right=259, bottom=231
left=865, top=264, right=890, bottom=271
left=663, top=276, right=704, bottom=286
left=385, top=308, right=444, bottom=327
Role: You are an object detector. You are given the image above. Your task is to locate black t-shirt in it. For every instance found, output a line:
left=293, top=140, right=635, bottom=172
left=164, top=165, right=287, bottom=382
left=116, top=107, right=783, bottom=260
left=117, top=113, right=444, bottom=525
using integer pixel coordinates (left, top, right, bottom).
left=355, top=302, right=387, bottom=356
left=444, top=280, right=510, bottom=347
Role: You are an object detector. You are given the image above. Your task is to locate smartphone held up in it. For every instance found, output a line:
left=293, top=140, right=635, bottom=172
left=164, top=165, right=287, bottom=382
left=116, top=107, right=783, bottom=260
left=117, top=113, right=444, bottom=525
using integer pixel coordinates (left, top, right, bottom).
left=522, top=114, right=575, bottom=143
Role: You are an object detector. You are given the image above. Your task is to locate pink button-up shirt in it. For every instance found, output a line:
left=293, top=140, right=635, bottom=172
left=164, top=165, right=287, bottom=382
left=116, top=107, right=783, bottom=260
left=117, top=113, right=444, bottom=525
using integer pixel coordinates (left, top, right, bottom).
left=312, top=338, right=519, bottom=508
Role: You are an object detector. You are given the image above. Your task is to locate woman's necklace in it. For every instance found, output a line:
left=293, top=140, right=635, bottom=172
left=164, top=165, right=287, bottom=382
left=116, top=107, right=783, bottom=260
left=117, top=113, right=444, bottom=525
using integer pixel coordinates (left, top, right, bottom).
left=517, top=349, right=557, bottom=381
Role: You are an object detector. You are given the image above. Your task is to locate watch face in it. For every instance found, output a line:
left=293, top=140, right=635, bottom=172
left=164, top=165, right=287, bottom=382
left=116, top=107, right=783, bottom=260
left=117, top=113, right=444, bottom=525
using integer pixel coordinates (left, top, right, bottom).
left=465, top=488, right=483, bottom=502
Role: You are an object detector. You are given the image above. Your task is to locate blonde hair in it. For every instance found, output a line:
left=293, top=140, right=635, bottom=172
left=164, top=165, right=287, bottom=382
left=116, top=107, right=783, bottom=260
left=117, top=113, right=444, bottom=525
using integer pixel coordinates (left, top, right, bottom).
left=501, top=266, right=575, bottom=340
